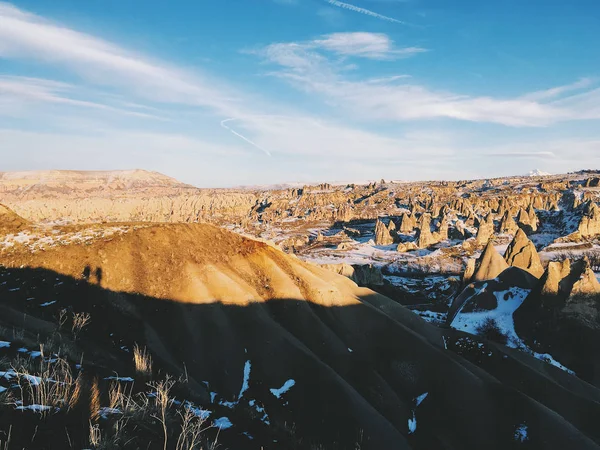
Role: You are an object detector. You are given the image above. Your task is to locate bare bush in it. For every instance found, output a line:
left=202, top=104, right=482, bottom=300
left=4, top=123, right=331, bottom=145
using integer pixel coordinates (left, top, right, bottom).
left=476, top=318, right=508, bottom=345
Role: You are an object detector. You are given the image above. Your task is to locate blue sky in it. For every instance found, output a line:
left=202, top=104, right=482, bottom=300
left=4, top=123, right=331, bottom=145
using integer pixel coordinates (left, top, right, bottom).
left=1, top=0, right=599, bottom=187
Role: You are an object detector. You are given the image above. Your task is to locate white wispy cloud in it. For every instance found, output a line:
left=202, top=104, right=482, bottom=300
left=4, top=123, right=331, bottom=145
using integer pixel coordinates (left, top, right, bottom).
left=259, top=35, right=600, bottom=127
left=325, top=0, right=407, bottom=24
left=521, top=78, right=595, bottom=102
left=312, top=32, right=426, bottom=59
left=0, top=75, right=164, bottom=119
left=0, top=2, right=241, bottom=116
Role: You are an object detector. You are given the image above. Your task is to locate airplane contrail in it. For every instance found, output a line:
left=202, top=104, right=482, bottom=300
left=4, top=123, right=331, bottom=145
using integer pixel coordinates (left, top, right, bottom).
left=220, top=118, right=272, bottom=157
left=325, top=0, right=407, bottom=25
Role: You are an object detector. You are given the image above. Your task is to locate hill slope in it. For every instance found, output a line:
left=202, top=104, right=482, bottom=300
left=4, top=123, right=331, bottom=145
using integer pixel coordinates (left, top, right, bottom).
left=0, top=212, right=599, bottom=449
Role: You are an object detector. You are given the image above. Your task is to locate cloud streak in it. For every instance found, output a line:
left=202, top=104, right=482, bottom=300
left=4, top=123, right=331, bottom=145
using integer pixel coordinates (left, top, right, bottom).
left=220, top=119, right=272, bottom=156
left=325, top=0, right=407, bottom=24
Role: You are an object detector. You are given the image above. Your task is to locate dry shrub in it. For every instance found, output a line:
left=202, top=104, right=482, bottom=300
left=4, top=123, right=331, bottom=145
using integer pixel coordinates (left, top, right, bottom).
left=133, top=344, right=153, bottom=378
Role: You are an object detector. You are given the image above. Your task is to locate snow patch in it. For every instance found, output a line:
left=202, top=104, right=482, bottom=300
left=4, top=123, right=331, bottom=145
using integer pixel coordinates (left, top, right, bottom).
left=514, top=424, right=528, bottom=442
left=213, top=417, right=233, bottom=429
left=238, top=359, right=251, bottom=399
left=270, top=379, right=296, bottom=399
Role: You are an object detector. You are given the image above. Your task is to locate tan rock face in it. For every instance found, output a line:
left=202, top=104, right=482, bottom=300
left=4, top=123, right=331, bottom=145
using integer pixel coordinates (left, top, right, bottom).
left=0, top=203, right=30, bottom=235
left=374, top=218, right=394, bottom=245
left=471, top=240, right=509, bottom=282
left=578, top=202, right=600, bottom=237
left=570, top=259, right=600, bottom=296
left=504, top=229, right=544, bottom=278
left=499, top=210, right=518, bottom=234
left=415, top=214, right=435, bottom=248
left=463, top=258, right=476, bottom=283
left=318, top=263, right=384, bottom=286
left=540, top=259, right=572, bottom=297
left=398, top=212, right=416, bottom=233
left=475, top=214, right=494, bottom=245
left=396, top=242, right=418, bottom=253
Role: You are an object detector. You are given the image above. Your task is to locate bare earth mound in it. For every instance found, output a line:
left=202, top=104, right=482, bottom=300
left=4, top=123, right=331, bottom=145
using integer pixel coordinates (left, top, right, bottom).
left=1, top=213, right=600, bottom=449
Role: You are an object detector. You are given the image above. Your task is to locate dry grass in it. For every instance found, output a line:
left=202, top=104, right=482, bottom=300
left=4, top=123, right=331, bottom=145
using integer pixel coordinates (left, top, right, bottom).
left=176, top=407, right=208, bottom=450
left=72, top=312, right=91, bottom=339
left=133, top=344, right=153, bottom=378
left=12, top=347, right=82, bottom=417
left=89, top=422, right=101, bottom=448
left=0, top=425, right=12, bottom=450
left=149, top=376, right=175, bottom=450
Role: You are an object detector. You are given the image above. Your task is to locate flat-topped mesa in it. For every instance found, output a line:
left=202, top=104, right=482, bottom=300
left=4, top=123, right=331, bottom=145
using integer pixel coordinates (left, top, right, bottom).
left=499, top=210, right=519, bottom=234
left=475, top=214, right=494, bottom=245
left=577, top=201, right=600, bottom=237
left=504, top=228, right=544, bottom=278
left=468, top=240, right=509, bottom=282
left=374, top=218, right=394, bottom=246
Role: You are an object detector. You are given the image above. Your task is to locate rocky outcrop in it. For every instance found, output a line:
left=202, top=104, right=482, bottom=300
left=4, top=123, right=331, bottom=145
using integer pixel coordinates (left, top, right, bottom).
left=396, top=242, right=418, bottom=253
left=318, top=263, right=384, bottom=286
left=415, top=214, right=435, bottom=248
left=540, top=259, right=572, bottom=297
left=578, top=202, right=600, bottom=237
left=0, top=204, right=29, bottom=235
left=516, top=207, right=537, bottom=234
left=504, top=229, right=544, bottom=278
left=374, top=218, right=394, bottom=245
left=470, top=240, right=509, bottom=282
left=397, top=212, right=416, bottom=233
left=499, top=210, right=518, bottom=234
left=570, top=258, right=600, bottom=296
left=475, top=214, right=494, bottom=245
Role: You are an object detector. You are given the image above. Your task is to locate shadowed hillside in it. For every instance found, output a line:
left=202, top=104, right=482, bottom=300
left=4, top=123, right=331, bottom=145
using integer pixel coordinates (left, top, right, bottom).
left=0, top=214, right=599, bottom=449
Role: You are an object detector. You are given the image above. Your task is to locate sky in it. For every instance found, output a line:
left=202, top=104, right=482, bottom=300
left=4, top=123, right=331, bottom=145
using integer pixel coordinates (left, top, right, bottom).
left=1, top=0, right=599, bottom=187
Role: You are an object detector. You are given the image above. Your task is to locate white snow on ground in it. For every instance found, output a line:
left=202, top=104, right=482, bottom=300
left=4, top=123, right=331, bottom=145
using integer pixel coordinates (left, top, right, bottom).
left=514, top=424, right=528, bottom=442
left=270, top=379, right=296, bottom=399
left=407, top=392, right=428, bottom=434
left=450, top=285, right=575, bottom=374
left=0, top=341, right=10, bottom=348
left=213, top=417, right=233, bottom=429
left=451, top=286, right=529, bottom=347
left=411, top=310, right=447, bottom=324
left=238, top=359, right=251, bottom=399
left=0, top=226, right=147, bottom=253
left=16, top=404, right=52, bottom=412
left=104, top=376, right=134, bottom=382
left=0, top=386, right=6, bottom=393
left=39, top=301, right=56, bottom=307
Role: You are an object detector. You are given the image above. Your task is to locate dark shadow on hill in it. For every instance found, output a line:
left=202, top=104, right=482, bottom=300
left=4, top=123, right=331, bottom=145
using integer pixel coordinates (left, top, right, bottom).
left=1, top=266, right=600, bottom=449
